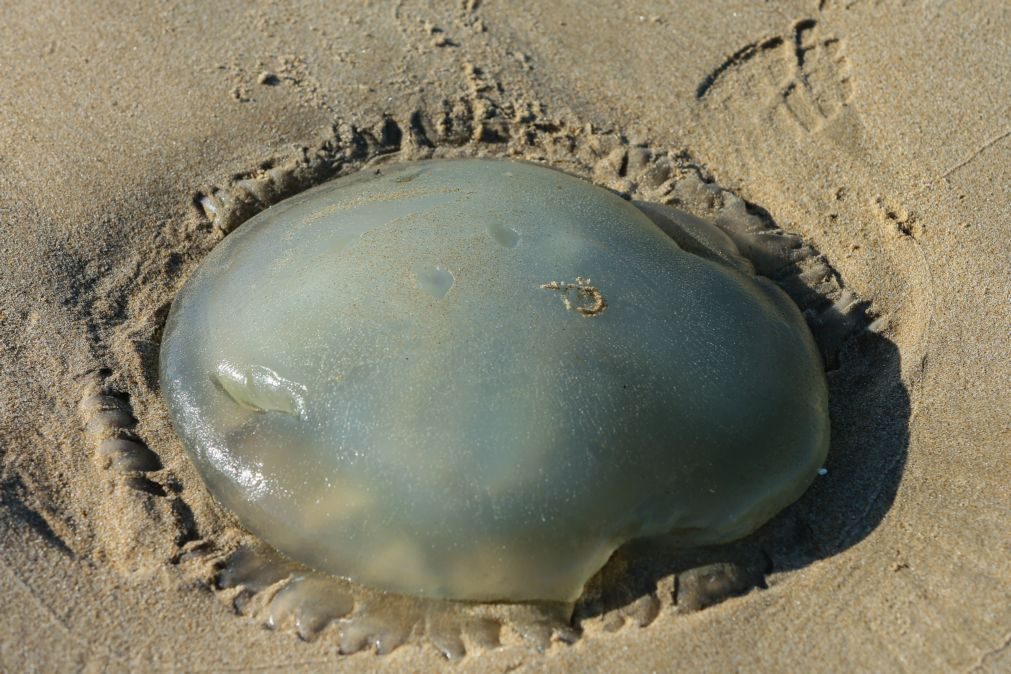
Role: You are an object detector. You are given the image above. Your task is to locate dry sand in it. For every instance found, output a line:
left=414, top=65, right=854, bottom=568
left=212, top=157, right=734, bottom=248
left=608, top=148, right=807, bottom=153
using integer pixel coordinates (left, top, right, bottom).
left=1, top=1, right=1008, bottom=672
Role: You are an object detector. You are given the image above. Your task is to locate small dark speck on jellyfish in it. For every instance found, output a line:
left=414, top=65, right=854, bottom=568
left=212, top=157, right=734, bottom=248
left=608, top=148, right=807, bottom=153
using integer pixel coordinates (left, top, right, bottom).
left=160, top=158, right=829, bottom=604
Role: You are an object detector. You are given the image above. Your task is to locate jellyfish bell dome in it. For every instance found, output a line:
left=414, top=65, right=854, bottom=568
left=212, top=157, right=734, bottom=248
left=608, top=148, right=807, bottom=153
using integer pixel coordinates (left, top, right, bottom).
left=160, top=158, right=829, bottom=602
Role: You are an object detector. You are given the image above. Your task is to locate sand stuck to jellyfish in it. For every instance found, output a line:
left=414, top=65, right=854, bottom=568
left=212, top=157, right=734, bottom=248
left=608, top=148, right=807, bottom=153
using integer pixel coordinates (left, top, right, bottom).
left=160, top=158, right=830, bottom=603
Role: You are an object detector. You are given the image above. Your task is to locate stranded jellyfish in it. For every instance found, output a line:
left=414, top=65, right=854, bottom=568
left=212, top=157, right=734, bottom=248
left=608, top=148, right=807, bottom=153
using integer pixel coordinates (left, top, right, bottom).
left=160, top=159, right=829, bottom=602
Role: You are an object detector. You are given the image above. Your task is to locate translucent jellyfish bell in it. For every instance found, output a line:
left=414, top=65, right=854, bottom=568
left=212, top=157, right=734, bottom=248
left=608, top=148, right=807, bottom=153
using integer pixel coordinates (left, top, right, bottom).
left=160, top=159, right=829, bottom=602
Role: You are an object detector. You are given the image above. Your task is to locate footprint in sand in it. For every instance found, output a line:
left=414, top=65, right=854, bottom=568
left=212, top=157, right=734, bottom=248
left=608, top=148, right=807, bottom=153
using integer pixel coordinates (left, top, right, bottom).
left=697, top=19, right=854, bottom=136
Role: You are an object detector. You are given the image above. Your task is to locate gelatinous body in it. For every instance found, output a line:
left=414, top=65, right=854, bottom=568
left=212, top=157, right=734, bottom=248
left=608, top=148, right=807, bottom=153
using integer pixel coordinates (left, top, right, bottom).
left=160, top=159, right=829, bottom=602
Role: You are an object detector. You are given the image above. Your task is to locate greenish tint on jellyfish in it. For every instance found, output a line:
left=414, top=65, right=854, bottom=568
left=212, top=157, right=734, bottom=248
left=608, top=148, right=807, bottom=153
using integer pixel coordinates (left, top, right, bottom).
left=160, top=159, right=829, bottom=602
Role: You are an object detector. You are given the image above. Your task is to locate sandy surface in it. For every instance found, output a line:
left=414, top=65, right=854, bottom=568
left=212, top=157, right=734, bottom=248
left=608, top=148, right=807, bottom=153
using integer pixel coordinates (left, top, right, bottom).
left=1, top=1, right=1008, bottom=672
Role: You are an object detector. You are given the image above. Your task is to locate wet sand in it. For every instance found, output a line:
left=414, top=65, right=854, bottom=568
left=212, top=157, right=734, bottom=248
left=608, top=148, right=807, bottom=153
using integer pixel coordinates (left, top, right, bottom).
left=1, top=1, right=1008, bottom=671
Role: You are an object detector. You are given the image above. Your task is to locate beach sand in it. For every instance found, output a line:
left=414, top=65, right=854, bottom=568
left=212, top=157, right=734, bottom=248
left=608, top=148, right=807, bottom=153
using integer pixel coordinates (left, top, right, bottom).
left=1, top=1, right=1008, bottom=671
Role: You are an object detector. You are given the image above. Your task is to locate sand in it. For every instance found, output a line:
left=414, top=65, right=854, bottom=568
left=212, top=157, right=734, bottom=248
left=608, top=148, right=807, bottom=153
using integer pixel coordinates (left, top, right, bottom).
left=1, top=1, right=1008, bottom=672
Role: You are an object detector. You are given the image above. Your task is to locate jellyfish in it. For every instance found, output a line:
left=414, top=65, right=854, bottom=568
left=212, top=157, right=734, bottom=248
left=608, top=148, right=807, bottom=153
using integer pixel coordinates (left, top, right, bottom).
left=160, top=158, right=829, bottom=602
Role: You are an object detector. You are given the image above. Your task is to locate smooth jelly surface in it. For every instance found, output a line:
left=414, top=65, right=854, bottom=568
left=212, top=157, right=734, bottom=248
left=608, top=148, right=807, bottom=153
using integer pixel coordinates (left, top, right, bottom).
left=160, top=159, right=829, bottom=601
